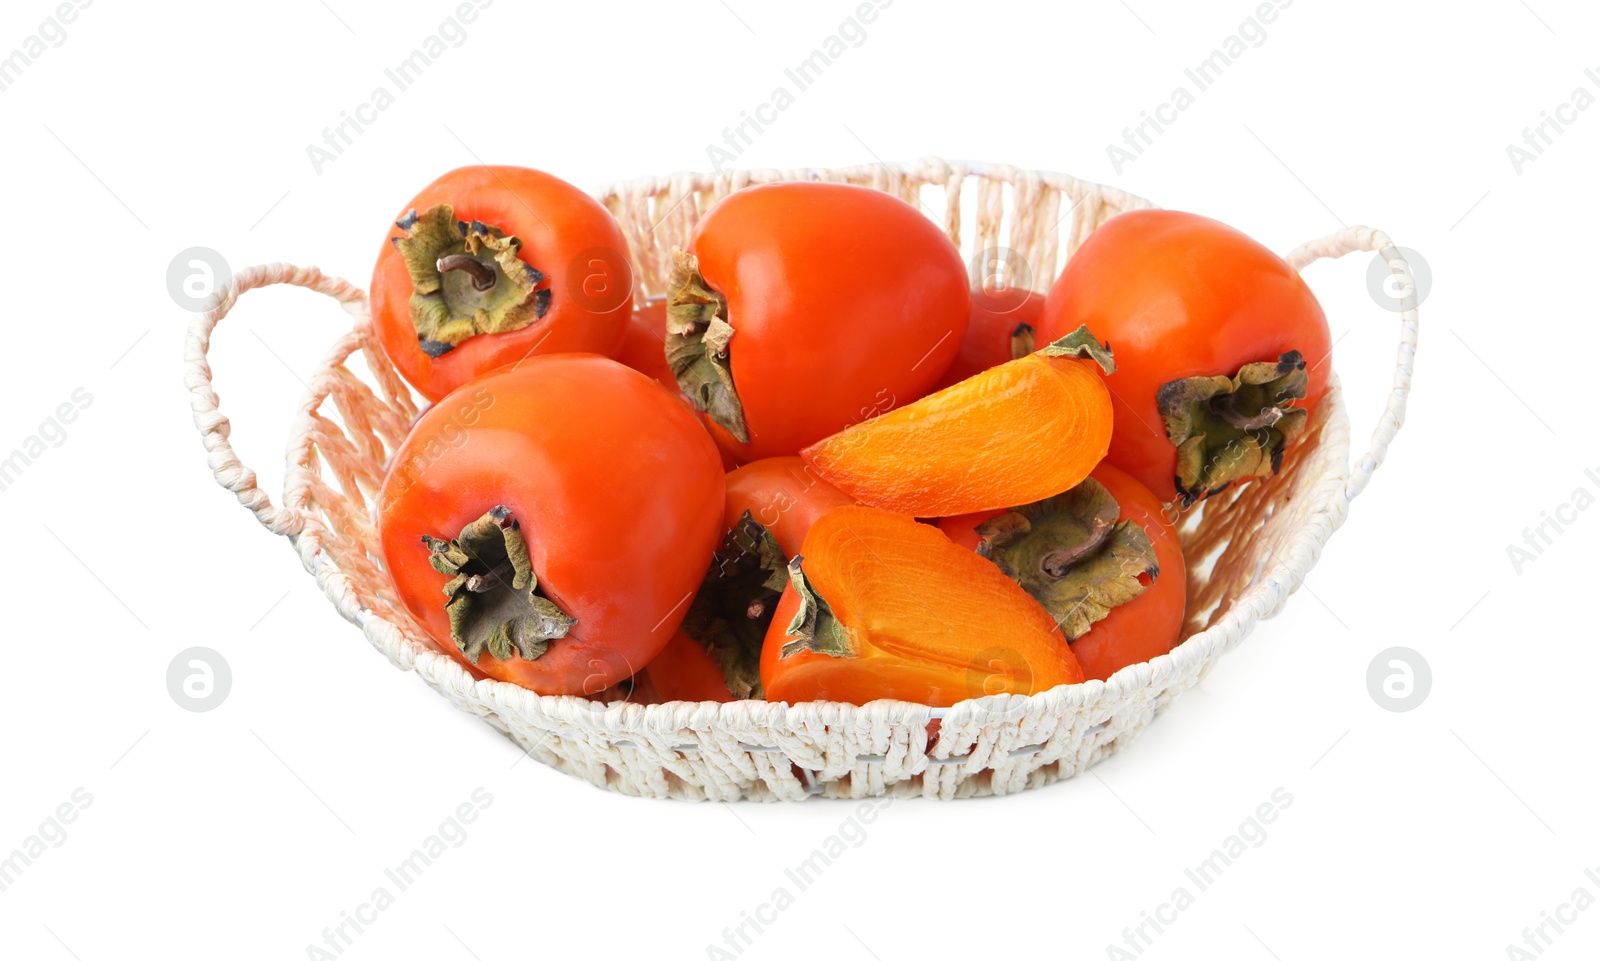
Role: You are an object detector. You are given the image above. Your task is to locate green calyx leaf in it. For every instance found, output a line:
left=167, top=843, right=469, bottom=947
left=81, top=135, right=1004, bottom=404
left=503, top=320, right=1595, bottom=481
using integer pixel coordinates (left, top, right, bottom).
left=975, top=478, right=1159, bottom=642
left=1155, top=351, right=1310, bottom=508
left=780, top=555, right=856, bottom=660
left=664, top=249, right=749, bottom=442
left=1037, top=324, right=1116, bottom=375
left=424, top=506, right=575, bottom=665
left=679, top=512, right=791, bottom=699
left=393, top=204, right=549, bottom=358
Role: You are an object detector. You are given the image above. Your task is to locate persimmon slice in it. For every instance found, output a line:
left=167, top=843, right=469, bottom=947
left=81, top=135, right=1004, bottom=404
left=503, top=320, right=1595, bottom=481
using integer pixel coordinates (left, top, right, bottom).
left=760, top=506, right=1083, bottom=706
left=800, top=328, right=1115, bottom=517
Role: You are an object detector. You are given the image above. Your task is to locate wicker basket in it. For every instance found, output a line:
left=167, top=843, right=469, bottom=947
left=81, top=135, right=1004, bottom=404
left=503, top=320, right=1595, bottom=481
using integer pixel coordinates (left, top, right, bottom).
left=184, top=157, right=1417, bottom=801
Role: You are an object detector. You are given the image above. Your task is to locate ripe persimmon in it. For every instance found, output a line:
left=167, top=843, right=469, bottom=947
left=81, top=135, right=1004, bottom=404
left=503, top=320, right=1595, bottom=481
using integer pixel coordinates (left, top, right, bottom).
left=1036, top=209, right=1330, bottom=506
left=800, top=328, right=1115, bottom=517
left=941, top=464, right=1186, bottom=682
left=372, top=165, right=634, bottom=401
left=760, top=506, right=1083, bottom=706
left=376, top=356, right=724, bottom=695
left=666, top=182, right=969, bottom=461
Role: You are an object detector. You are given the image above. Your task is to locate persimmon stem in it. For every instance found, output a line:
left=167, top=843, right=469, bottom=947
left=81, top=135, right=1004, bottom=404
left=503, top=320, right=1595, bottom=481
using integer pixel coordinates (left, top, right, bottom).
left=437, top=254, right=497, bottom=291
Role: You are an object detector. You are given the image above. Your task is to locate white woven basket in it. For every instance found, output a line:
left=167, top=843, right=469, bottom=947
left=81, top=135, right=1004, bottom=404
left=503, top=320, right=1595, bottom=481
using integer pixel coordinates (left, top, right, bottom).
left=184, top=157, right=1417, bottom=801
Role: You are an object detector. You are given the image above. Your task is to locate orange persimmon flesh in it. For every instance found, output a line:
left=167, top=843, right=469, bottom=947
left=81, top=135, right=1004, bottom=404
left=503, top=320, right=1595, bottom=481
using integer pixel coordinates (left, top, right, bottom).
left=800, top=343, right=1113, bottom=517
left=760, top=506, right=1083, bottom=706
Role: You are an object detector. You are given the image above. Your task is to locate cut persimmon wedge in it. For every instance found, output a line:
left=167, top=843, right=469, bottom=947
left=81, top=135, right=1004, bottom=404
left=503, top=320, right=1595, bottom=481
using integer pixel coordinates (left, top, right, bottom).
left=800, top=327, right=1115, bottom=516
left=760, top=506, right=1083, bottom=706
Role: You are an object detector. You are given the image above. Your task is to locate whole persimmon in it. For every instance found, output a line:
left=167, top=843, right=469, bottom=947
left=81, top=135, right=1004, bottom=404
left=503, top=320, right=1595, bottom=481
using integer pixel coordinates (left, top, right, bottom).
left=372, top=165, right=634, bottom=401
left=666, top=182, right=968, bottom=461
left=1037, top=210, right=1330, bottom=506
left=376, top=356, right=724, bottom=695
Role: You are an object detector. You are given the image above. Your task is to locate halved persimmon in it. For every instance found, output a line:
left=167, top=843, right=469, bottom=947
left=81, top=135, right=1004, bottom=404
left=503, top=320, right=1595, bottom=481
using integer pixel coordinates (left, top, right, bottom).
left=760, top=506, right=1083, bottom=706
left=800, top=328, right=1115, bottom=517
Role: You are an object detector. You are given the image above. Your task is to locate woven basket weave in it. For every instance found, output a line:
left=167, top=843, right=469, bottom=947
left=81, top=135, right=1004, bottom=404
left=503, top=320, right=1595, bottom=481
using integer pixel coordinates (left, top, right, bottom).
left=184, top=157, right=1418, bottom=801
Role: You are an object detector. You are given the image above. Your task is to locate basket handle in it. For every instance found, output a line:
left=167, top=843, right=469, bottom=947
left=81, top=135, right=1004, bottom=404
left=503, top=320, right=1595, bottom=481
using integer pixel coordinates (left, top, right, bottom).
left=183, top=263, right=369, bottom=539
left=1283, top=226, right=1418, bottom=502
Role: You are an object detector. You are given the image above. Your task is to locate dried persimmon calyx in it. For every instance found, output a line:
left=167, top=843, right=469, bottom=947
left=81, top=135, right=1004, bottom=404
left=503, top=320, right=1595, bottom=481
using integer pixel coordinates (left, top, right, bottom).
left=975, top=478, right=1159, bottom=641
left=664, top=249, right=749, bottom=442
left=424, top=506, right=574, bottom=664
left=393, top=204, right=550, bottom=357
left=1156, top=351, right=1310, bottom=507
left=780, top=555, right=856, bottom=660
left=679, top=511, right=789, bottom=699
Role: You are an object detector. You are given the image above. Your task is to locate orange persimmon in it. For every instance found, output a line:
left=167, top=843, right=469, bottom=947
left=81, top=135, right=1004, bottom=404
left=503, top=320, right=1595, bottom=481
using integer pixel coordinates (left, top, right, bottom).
left=800, top=328, right=1115, bottom=517
left=760, top=506, right=1083, bottom=706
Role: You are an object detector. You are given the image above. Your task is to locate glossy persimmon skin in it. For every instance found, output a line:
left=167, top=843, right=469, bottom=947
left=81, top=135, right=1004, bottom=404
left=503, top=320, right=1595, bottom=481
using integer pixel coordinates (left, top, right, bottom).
left=636, top=629, right=735, bottom=704
left=801, top=351, right=1112, bottom=517
left=760, top=506, right=1083, bottom=706
left=1037, top=210, right=1330, bottom=503
left=376, top=356, right=725, bottom=694
left=933, top=288, right=1046, bottom=391
left=940, top=463, right=1187, bottom=682
left=688, top=182, right=969, bottom=461
left=372, top=165, right=634, bottom=402
left=723, top=457, right=853, bottom=558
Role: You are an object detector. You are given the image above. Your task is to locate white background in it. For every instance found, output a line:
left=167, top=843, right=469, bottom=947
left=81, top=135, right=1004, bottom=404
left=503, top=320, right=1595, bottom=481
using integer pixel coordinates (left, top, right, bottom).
left=1, top=1, right=1594, bottom=958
